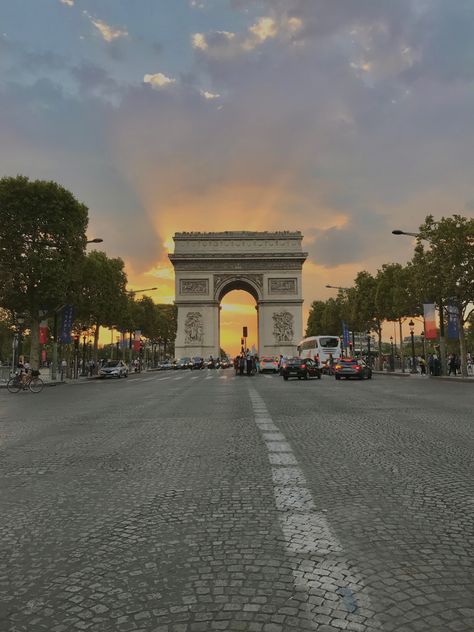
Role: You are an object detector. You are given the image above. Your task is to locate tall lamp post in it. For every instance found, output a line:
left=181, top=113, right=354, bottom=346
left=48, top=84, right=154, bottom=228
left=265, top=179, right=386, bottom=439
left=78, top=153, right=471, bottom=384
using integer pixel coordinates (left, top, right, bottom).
left=81, top=328, right=88, bottom=376
left=367, top=330, right=372, bottom=368
left=389, top=336, right=395, bottom=371
left=392, top=229, right=446, bottom=375
left=408, top=319, right=418, bottom=373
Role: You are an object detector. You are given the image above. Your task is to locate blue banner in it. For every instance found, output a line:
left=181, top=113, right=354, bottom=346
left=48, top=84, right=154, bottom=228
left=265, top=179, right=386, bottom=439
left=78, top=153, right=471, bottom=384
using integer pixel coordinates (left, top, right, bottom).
left=447, top=301, right=460, bottom=340
left=59, top=305, right=74, bottom=344
left=341, top=321, right=350, bottom=347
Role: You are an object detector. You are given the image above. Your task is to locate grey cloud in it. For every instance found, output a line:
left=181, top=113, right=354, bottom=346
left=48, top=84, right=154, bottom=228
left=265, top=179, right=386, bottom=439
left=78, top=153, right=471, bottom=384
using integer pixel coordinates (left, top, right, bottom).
left=306, top=212, right=392, bottom=268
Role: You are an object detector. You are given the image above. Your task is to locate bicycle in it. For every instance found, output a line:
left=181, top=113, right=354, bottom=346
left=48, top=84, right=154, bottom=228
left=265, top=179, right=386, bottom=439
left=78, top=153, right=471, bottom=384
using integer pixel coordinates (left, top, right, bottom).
left=7, top=370, right=44, bottom=394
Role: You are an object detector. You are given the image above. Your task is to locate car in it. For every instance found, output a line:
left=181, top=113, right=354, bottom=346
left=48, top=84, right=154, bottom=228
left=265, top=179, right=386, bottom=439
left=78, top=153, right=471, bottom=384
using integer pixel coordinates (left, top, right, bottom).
left=176, top=357, right=192, bottom=369
left=281, top=357, right=322, bottom=381
left=334, top=358, right=372, bottom=380
left=99, top=360, right=128, bottom=378
left=260, top=357, right=279, bottom=373
left=191, top=357, right=204, bottom=370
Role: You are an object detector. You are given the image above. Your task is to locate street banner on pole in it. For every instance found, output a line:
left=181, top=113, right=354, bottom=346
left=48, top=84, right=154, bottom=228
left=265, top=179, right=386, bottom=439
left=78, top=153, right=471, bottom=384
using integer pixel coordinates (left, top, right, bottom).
left=39, top=320, right=49, bottom=344
left=341, top=321, right=350, bottom=347
left=423, top=303, right=437, bottom=340
left=447, top=301, right=460, bottom=340
left=59, top=305, right=74, bottom=344
left=133, top=330, right=141, bottom=352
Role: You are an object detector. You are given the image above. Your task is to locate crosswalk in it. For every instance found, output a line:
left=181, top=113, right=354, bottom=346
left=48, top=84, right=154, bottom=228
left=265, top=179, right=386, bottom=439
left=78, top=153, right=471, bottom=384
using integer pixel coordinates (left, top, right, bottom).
left=137, top=370, right=281, bottom=384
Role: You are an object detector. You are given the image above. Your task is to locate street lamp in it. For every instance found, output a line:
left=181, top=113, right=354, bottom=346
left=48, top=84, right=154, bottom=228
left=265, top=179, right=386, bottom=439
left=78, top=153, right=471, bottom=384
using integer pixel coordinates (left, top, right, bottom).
left=389, top=336, right=395, bottom=371
left=127, top=287, right=158, bottom=295
left=408, top=319, right=418, bottom=373
left=392, top=228, right=446, bottom=375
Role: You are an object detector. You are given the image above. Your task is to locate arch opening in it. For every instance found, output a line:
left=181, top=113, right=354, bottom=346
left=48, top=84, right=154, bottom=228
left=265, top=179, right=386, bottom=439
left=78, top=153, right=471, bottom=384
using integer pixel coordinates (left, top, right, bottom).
left=219, top=290, right=258, bottom=358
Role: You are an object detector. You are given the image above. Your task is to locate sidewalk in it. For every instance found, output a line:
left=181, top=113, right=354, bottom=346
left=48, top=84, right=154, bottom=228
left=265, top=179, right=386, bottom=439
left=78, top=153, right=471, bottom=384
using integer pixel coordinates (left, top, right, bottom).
left=374, top=370, right=474, bottom=383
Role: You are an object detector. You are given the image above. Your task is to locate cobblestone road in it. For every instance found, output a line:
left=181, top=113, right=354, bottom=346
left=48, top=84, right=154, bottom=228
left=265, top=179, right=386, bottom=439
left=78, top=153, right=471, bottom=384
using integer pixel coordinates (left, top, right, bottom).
left=0, top=370, right=473, bottom=631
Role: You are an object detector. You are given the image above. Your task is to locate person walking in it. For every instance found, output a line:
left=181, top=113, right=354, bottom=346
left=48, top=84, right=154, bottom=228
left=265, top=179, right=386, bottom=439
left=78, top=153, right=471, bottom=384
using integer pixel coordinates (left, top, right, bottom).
left=419, top=356, right=426, bottom=375
left=448, top=354, right=457, bottom=376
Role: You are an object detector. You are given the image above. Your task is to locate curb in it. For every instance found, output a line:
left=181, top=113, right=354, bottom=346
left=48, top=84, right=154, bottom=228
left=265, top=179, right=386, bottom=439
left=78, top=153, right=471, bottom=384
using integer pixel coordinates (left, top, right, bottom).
left=373, top=371, right=411, bottom=378
left=373, top=371, right=473, bottom=383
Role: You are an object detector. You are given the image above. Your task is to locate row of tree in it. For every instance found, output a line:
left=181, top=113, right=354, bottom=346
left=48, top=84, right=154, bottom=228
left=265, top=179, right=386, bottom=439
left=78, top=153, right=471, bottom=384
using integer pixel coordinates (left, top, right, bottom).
left=0, top=176, right=176, bottom=368
left=306, top=214, right=473, bottom=376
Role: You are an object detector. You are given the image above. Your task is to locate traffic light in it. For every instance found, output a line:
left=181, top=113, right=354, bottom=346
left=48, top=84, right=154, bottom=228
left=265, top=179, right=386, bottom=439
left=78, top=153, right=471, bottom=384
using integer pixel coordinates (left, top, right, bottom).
left=243, top=326, right=248, bottom=338
left=73, top=335, right=80, bottom=350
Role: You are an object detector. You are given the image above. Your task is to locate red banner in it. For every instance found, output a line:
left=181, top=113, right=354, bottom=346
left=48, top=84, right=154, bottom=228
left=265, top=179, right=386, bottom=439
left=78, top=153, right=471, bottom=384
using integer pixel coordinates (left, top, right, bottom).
left=39, top=320, right=49, bottom=344
left=423, top=303, right=437, bottom=340
left=133, top=330, right=141, bottom=352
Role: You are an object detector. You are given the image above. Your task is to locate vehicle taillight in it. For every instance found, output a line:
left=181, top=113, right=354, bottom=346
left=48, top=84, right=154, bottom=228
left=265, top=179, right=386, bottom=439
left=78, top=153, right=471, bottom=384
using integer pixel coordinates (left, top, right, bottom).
left=335, top=364, right=342, bottom=369
left=355, top=365, right=361, bottom=370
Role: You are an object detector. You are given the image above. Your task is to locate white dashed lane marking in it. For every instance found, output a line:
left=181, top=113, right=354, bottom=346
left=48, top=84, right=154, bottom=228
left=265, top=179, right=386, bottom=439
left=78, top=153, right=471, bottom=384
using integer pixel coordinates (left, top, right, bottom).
left=248, top=386, right=378, bottom=628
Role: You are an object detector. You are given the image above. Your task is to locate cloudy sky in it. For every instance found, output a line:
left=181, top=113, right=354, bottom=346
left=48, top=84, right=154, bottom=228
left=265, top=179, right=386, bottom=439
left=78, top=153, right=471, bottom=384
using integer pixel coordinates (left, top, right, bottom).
left=1, top=0, right=474, bottom=351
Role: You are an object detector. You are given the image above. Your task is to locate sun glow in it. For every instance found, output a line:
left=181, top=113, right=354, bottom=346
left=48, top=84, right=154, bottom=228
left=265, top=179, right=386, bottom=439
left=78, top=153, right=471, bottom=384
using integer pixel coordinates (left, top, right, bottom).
left=220, top=291, right=257, bottom=357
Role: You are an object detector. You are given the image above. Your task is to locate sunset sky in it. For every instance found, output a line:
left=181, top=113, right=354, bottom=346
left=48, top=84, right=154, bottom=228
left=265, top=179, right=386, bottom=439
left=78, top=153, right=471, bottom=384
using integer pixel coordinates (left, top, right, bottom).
left=1, top=1, right=474, bottom=354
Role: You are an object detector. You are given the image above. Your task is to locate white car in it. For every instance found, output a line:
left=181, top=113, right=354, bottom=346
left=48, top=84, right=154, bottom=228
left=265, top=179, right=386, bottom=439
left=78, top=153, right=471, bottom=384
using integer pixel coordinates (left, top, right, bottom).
left=259, top=357, right=279, bottom=373
left=99, top=360, right=129, bottom=378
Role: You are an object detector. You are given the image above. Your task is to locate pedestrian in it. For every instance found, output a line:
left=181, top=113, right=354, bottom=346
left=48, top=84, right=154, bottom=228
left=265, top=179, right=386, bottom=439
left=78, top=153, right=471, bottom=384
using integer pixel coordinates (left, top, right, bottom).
left=428, top=354, right=434, bottom=375
left=419, top=356, right=426, bottom=375
left=239, top=353, right=245, bottom=376
left=246, top=353, right=253, bottom=376
left=448, top=354, right=457, bottom=376
left=255, top=355, right=260, bottom=374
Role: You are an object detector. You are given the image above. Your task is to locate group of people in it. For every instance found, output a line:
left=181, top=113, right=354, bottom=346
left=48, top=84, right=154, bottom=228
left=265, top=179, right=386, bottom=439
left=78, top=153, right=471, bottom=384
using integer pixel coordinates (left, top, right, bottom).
left=234, top=352, right=259, bottom=376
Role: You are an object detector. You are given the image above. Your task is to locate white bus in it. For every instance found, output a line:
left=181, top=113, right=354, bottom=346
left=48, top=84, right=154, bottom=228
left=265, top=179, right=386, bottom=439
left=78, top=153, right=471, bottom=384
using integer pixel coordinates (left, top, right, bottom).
left=297, top=336, right=342, bottom=364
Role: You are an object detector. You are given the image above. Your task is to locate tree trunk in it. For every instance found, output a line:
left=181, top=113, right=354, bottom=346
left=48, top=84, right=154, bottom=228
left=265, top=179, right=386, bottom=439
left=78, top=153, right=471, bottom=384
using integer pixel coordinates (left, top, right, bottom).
left=459, top=320, right=468, bottom=377
left=377, top=322, right=383, bottom=370
left=93, top=324, right=100, bottom=370
left=399, top=319, right=405, bottom=372
left=29, top=315, right=40, bottom=370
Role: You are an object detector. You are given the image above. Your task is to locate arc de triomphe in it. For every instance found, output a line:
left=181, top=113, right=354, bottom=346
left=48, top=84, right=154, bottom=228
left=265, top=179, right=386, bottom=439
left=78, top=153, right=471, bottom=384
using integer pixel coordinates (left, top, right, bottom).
left=169, top=231, right=308, bottom=359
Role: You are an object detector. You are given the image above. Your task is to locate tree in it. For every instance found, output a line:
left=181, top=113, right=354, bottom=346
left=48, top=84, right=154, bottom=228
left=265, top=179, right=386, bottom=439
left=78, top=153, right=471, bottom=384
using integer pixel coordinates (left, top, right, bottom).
left=0, top=176, right=88, bottom=369
left=305, top=300, right=326, bottom=337
left=76, top=250, right=128, bottom=361
left=375, top=263, right=422, bottom=370
left=349, top=271, right=384, bottom=368
left=412, top=214, right=474, bottom=376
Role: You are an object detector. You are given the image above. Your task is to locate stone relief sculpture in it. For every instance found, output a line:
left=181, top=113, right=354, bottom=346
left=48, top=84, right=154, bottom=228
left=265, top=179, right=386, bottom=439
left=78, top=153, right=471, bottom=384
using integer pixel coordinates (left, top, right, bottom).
left=184, top=311, right=204, bottom=344
left=180, top=279, right=208, bottom=295
left=272, top=311, right=294, bottom=343
left=268, top=278, right=297, bottom=294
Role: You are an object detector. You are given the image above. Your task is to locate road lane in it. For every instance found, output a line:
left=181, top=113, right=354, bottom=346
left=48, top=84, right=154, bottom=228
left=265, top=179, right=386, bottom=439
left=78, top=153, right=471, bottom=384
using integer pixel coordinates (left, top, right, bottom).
left=0, top=370, right=473, bottom=631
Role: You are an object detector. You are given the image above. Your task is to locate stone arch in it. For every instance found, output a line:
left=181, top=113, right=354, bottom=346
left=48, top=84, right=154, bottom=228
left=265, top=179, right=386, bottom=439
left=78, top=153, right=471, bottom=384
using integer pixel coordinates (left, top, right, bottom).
left=214, top=274, right=262, bottom=304
left=169, top=232, right=307, bottom=358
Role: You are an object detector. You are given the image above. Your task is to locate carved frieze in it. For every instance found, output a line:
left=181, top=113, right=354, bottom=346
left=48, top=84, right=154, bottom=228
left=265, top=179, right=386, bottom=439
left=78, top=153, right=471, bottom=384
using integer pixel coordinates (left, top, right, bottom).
left=268, top=278, right=298, bottom=294
left=174, top=260, right=303, bottom=271
left=184, top=311, right=204, bottom=344
left=272, top=311, right=294, bottom=343
left=180, top=279, right=209, bottom=295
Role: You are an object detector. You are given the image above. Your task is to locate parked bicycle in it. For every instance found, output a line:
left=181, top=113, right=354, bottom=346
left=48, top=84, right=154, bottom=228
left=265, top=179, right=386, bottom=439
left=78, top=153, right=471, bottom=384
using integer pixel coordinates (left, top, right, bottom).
left=7, top=370, right=44, bottom=393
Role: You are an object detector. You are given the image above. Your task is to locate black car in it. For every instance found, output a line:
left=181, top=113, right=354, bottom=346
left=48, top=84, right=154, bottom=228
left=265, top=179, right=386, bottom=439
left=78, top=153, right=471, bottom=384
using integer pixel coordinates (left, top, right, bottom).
left=281, top=357, right=322, bottom=381
left=191, top=357, right=204, bottom=370
left=334, top=358, right=372, bottom=380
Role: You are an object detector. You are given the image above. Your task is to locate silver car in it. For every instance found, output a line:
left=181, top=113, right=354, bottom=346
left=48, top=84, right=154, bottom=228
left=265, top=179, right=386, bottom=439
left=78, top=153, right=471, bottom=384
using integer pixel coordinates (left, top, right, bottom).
left=99, top=360, right=129, bottom=378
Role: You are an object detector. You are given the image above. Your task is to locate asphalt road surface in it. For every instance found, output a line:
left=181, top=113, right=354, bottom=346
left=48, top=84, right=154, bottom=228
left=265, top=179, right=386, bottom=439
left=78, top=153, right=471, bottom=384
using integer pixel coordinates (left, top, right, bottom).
left=1, top=370, right=473, bottom=632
